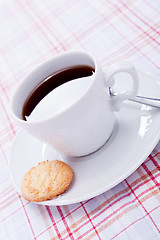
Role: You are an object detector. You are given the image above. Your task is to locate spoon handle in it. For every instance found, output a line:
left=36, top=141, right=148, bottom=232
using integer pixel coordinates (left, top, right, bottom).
left=129, top=95, right=160, bottom=108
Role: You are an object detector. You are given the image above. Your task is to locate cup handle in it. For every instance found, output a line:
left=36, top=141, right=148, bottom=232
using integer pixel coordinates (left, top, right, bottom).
left=106, top=61, right=139, bottom=111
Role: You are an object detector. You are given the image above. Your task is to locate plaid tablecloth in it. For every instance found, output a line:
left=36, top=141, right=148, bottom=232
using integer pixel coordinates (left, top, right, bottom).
left=1, top=0, right=160, bottom=239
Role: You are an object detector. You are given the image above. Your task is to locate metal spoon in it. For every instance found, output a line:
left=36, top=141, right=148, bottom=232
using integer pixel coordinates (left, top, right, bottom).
left=109, top=87, right=160, bottom=108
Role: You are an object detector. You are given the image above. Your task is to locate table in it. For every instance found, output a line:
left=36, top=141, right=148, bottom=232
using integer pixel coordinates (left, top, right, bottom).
left=1, top=0, right=160, bottom=239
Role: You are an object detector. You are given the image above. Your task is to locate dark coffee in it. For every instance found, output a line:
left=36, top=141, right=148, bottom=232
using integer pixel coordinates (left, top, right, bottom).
left=22, top=65, right=95, bottom=120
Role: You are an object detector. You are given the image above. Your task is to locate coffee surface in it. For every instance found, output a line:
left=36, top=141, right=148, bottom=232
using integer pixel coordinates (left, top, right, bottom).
left=22, top=65, right=95, bottom=121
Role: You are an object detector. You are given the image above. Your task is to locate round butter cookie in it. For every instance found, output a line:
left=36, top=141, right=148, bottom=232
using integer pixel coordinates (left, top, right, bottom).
left=21, top=160, right=73, bottom=202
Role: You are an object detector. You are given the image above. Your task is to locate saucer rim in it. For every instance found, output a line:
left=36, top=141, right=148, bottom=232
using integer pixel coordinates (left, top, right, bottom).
left=9, top=127, right=160, bottom=206
left=9, top=69, right=160, bottom=205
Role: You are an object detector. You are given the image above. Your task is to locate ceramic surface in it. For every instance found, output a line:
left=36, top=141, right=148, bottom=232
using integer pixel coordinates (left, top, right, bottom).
left=9, top=70, right=160, bottom=205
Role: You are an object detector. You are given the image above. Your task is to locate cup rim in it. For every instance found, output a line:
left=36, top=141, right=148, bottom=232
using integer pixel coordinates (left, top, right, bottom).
left=10, top=50, right=99, bottom=125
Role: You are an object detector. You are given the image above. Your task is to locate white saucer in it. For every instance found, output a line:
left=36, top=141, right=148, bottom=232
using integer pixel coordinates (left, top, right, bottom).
left=9, top=70, right=160, bottom=206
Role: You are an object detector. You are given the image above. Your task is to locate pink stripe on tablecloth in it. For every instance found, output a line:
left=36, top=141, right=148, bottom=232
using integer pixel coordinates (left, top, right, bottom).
left=36, top=163, right=160, bottom=239
left=45, top=206, right=62, bottom=239
left=1, top=1, right=160, bottom=239
left=17, top=1, right=61, bottom=53
left=18, top=195, right=36, bottom=240
left=149, top=154, right=160, bottom=172
left=144, top=0, right=160, bottom=13
left=62, top=185, right=158, bottom=240
left=120, top=0, right=160, bottom=35
left=0, top=201, right=30, bottom=223
left=109, top=1, right=160, bottom=47
left=111, top=204, right=160, bottom=240
left=143, top=156, right=160, bottom=191
left=57, top=206, right=75, bottom=240
left=81, top=202, right=101, bottom=240
left=87, top=0, right=160, bottom=70
left=0, top=99, right=15, bottom=136
left=125, top=178, right=160, bottom=234
left=0, top=193, right=18, bottom=206
left=0, top=187, right=14, bottom=198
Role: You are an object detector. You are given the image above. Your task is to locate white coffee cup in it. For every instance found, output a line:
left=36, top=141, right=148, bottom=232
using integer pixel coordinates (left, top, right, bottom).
left=11, top=51, right=139, bottom=157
